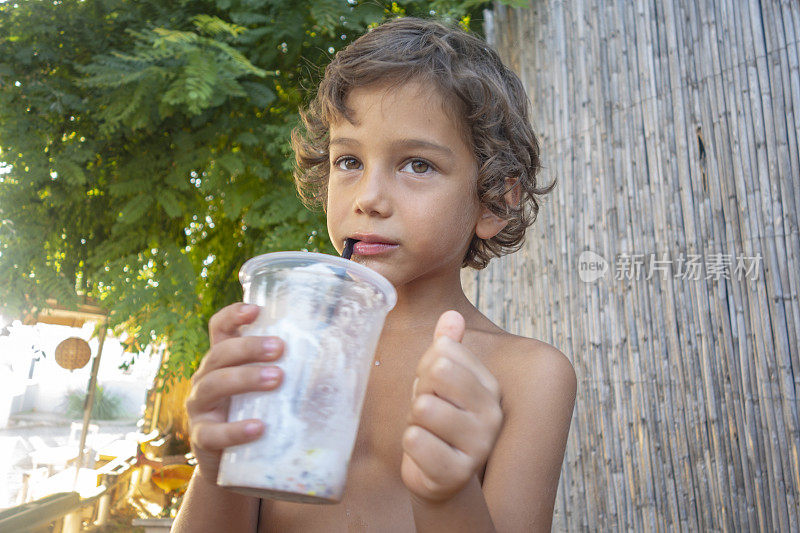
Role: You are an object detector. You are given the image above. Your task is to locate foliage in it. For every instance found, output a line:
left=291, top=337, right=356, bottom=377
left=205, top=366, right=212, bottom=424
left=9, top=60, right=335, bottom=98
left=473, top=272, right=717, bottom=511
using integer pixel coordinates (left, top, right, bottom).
left=64, top=384, right=125, bottom=420
left=0, top=0, right=511, bottom=380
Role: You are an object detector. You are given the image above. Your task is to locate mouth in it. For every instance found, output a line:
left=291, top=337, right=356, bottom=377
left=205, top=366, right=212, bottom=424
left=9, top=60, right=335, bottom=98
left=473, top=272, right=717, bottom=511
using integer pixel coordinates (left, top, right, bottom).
left=345, top=233, right=400, bottom=256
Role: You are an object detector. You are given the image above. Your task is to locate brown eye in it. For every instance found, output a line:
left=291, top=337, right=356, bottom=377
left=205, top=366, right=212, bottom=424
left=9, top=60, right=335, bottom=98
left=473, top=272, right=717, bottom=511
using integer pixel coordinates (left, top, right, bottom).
left=335, top=157, right=361, bottom=171
left=411, top=160, right=429, bottom=173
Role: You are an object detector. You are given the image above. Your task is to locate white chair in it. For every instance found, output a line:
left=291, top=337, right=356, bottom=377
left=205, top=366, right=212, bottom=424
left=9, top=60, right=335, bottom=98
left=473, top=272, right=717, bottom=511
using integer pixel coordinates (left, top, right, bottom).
left=16, top=466, right=50, bottom=504
left=29, top=436, right=76, bottom=475
left=28, top=423, right=99, bottom=474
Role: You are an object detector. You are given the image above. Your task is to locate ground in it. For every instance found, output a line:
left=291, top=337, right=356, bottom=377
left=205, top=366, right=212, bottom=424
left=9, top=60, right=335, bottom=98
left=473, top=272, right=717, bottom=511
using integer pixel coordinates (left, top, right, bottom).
left=0, top=410, right=139, bottom=508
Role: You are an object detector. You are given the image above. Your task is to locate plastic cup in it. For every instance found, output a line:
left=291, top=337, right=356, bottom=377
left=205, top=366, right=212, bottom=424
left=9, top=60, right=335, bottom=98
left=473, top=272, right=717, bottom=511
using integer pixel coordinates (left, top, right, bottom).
left=216, top=251, right=396, bottom=503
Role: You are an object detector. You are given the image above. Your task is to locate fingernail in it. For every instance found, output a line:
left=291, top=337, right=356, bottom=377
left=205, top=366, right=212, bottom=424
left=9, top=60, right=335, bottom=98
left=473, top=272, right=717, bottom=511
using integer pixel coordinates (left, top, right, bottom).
left=261, top=367, right=280, bottom=381
left=262, top=338, right=280, bottom=353
left=240, top=304, right=258, bottom=315
left=244, top=422, right=262, bottom=436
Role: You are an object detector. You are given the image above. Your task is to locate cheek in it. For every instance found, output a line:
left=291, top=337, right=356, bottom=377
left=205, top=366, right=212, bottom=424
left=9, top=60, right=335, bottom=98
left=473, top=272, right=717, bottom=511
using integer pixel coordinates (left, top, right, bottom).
left=445, top=187, right=480, bottom=227
left=325, top=190, right=343, bottom=249
left=326, top=181, right=345, bottom=217
left=423, top=195, right=480, bottom=247
left=453, top=207, right=480, bottom=243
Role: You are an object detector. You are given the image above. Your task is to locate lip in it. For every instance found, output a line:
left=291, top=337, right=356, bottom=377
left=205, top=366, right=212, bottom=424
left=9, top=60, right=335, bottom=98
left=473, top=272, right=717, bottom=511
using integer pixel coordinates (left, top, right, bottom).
left=352, top=242, right=399, bottom=256
left=346, top=233, right=399, bottom=256
left=348, top=233, right=399, bottom=245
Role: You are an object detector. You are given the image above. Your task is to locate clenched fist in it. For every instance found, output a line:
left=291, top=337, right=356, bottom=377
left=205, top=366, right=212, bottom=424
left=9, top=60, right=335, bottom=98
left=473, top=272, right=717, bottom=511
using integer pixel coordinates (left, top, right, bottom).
left=401, top=310, right=504, bottom=503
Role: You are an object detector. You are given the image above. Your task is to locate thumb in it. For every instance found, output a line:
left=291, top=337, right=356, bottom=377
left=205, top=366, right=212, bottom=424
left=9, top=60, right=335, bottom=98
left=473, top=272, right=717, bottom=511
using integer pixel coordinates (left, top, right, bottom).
left=433, top=310, right=465, bottom=344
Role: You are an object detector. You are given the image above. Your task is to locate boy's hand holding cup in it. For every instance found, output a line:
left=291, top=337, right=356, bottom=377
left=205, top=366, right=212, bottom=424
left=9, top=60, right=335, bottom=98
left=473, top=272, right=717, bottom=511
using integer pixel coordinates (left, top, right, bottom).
left=185, top=303, right=284, bottom=482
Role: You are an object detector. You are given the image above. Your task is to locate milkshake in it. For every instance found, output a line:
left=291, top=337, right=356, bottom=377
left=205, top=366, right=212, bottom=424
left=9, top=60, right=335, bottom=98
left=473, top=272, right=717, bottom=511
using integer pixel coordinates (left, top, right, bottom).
left=217, top=252, right=396, bottom=503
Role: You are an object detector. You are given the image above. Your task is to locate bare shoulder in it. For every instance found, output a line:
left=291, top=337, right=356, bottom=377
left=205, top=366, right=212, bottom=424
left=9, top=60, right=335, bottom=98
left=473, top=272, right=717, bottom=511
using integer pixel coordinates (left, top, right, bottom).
left=481, top=326, right=577, bottom=386
left=486, top=332, right=577, bottom=414
left=462, top=311, right=576, bottom=412
left=506, top=335, right=575, bottom=384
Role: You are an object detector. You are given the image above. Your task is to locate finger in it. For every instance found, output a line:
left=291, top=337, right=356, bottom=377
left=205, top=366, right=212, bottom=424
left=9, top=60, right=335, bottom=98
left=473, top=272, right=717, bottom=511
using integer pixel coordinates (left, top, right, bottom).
left=402, top=425, right=472, bottom=487
left=414, top=356, right=490, bottom=412
left=208, top=303, right=260, bottom=345
left=432, top=310, right=465, bottom=343
left=195, top=335, right=283, bottom=379
left=416, top=338, right=501, bottom=402
left=408, top=393, right=482, bottom=453
left=411, top=377, right=419, bottom=401
left=187, top=365, right=283, bottom=415
left=192, top=419, right=265, bottom=452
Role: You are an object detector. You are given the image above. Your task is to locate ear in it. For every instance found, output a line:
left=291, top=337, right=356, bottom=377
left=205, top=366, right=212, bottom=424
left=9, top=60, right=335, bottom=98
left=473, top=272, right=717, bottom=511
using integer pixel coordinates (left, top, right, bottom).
left=475, top=178, right=520, bottom=240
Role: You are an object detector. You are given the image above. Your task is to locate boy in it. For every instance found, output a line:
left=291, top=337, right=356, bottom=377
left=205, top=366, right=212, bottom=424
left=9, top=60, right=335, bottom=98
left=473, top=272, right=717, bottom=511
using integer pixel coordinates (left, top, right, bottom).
left=174, top=17, right=576, bottom=532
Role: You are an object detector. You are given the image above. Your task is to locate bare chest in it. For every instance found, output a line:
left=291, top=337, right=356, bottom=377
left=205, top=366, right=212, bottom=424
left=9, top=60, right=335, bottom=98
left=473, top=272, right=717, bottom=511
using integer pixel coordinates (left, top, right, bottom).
left=259, top=328, right=508, bottom=532
left=260, top=359, right=418, bottom=531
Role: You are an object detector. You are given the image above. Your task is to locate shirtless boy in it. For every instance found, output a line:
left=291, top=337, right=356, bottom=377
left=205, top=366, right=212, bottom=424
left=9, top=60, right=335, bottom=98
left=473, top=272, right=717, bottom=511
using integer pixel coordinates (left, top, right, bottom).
left=173, top=17, right=576, bottom=532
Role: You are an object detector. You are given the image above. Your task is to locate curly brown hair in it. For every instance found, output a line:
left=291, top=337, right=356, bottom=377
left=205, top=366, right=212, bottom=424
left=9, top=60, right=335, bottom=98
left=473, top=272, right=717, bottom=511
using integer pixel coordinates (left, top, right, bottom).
left=291, top=16, right=556, bottom=270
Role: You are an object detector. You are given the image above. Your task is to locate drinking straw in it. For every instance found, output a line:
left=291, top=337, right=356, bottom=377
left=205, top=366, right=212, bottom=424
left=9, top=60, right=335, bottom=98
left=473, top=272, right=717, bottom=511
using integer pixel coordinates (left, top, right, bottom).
left=328, top=238, right=356, bottom=287
left=342, top=238, right=357, bottom=260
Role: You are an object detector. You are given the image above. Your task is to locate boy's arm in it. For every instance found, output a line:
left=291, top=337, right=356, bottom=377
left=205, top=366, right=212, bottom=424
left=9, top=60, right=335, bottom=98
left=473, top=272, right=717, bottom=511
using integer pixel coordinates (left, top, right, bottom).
left=403, top=314, right=576, bottom=532
left=171, top=471, right=261, bottom=532
left=481, top=341, right=576, bottom=531
left=409, top=474, right=496, bottom=532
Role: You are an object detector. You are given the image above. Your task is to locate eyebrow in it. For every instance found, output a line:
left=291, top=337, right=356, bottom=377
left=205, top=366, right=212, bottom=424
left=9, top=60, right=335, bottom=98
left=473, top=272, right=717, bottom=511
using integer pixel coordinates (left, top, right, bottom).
left=329, top=137, right=454, bottom=157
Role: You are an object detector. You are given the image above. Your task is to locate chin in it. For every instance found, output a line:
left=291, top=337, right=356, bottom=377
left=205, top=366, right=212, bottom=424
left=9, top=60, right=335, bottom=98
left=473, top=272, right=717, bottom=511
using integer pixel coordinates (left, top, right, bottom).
left=352, top=255, right=387, bottom=271
left=352, top=259, right=400, bottom=285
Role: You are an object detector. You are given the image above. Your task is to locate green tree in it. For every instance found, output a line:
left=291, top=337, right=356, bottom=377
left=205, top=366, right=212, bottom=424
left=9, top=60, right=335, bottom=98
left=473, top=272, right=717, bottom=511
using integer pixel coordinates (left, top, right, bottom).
left=0, top=0, right=502, bottom=379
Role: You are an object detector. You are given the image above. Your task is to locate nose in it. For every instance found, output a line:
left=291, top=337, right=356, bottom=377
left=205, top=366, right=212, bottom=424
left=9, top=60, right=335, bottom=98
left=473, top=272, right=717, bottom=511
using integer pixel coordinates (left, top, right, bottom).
left=353, top=164, right=392, bottom=217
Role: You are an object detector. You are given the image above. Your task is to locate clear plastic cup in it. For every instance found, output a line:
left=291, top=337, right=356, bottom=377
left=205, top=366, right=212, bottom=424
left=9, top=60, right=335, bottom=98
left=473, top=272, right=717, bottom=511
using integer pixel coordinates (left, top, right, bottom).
left=216, top=251, right=397, bottom=503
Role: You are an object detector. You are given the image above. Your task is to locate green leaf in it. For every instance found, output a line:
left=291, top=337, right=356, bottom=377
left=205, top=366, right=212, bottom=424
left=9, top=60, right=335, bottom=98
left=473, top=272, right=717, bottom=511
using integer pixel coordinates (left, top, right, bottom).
left=241, top=81, right=276, bottom=108
left=56, top=160, right=87, bottom=186
left=223, top=187, right=250, bottom=220
left=351, top=2, right=387, bottom=28
left=118, top=195, right=154, bottom=224
left=158, top=190, right=183, bottom=218
left=216, top=153, right=245, bottom=176
left=235, top=131, right=261, bottom=146
left=109, top=179, right=150, bottom=196
left=229, top=11, right=270, bottom=25
left=192, top=15, right=247, bottom=37
left=310, top=0, right=342, bottom=35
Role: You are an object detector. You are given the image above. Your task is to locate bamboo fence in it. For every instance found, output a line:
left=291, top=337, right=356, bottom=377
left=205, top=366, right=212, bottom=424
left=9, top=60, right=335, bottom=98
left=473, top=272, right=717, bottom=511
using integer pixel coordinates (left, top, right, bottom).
left=461, top=1, right=800, bottom=530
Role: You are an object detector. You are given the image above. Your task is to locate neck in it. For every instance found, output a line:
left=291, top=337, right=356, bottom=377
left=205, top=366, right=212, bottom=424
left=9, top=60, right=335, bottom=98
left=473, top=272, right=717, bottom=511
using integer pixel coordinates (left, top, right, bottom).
left=381, top=268, right=478, bottom=334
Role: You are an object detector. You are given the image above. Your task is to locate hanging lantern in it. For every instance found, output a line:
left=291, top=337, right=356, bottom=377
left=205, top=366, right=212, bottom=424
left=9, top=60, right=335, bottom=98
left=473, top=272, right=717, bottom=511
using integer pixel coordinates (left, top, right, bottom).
left=55, top=337, right=91, bottom=371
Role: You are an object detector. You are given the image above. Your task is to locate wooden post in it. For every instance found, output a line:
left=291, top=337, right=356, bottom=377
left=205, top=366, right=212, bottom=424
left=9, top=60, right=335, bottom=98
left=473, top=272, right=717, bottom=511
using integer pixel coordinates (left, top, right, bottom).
left=94, top=493, right=111, bottom=526
left=72, top=321, right=108, bottom=490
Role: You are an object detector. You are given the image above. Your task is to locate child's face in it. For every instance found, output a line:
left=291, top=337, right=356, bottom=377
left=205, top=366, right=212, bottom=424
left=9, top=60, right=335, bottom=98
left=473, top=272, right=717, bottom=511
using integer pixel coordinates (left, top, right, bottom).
left=326, top=79, right=502, bottom=286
